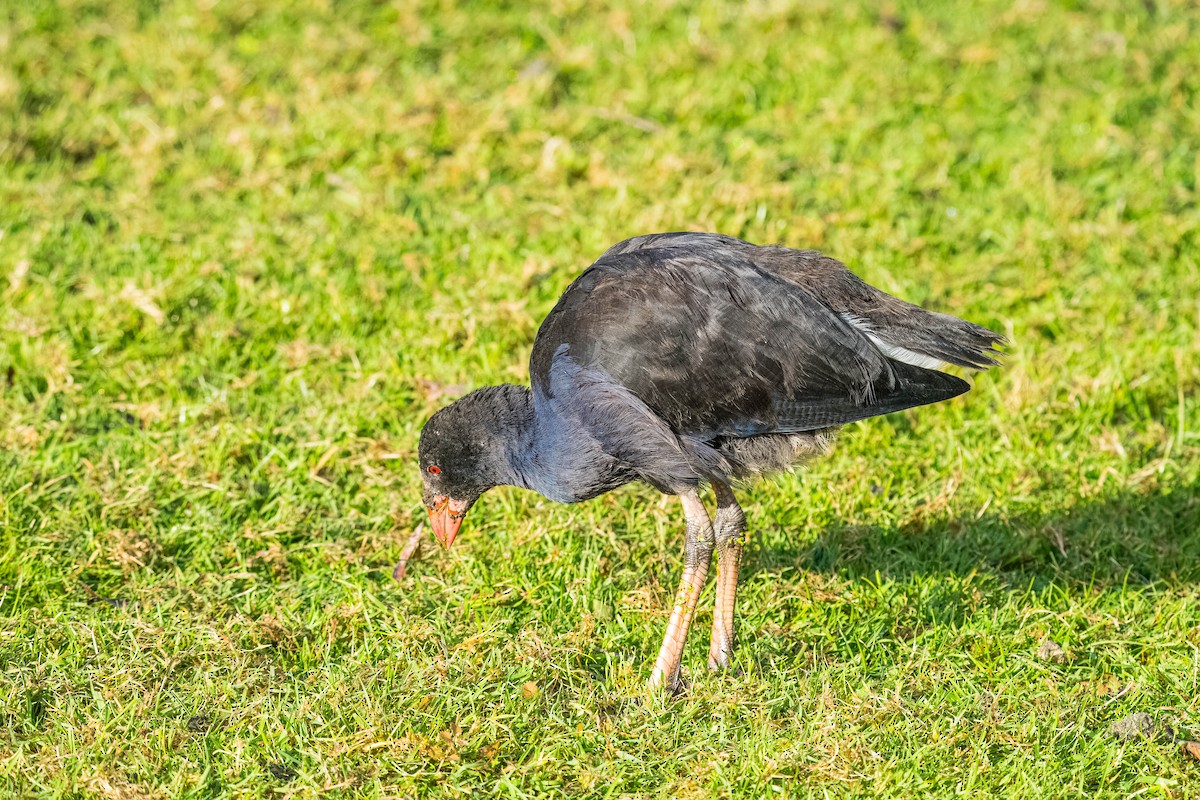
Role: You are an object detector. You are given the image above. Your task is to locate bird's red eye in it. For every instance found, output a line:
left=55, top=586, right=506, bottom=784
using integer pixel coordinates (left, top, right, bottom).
left=428, top=465, right=441, bottom=475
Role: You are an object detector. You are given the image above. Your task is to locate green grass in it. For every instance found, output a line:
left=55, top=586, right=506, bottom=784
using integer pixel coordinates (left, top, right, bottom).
left=2, top=0, right=1199, bottom=796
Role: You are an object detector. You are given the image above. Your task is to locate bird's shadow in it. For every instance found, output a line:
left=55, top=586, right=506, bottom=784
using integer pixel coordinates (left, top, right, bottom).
left=749, top=481, right=1200, bottom=595
left=672, top=481, right=1200, bottom=692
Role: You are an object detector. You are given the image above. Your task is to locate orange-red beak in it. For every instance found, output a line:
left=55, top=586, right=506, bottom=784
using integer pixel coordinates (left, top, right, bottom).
left=427, top=495, right=471, bottom=549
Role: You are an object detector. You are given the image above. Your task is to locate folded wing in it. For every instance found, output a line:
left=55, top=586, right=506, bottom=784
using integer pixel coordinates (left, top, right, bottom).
left=531, top=246, right=974, bottom=441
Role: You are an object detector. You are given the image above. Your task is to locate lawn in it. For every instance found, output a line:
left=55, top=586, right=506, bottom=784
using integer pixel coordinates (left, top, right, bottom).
left=2, top=0, right=1199, bottom=797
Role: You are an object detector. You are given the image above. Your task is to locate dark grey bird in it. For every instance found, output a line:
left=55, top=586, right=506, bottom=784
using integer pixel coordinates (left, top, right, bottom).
left=419, top=232, right=1003, bottom=693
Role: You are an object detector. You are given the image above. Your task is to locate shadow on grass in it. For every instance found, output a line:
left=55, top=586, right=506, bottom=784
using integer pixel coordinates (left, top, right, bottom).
left=754, top=482, right=1200, bottom=590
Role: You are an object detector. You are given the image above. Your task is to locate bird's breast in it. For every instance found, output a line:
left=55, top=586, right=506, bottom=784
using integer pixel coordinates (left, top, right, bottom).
left=523, top=453, right=634, bottom=504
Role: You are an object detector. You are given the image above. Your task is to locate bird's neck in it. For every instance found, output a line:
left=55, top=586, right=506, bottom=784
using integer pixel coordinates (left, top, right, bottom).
left=474, top=383, right=627, bottom=504
left=510, top=386, right=629, bottom=504
left=472, top=384, right=538, bottom=485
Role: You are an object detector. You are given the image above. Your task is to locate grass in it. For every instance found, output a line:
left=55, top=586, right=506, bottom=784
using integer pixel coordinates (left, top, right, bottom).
left=2, top=0, right=1199, bottom=796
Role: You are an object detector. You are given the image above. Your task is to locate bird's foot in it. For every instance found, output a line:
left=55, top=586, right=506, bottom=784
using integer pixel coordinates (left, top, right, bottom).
left=708, top=653, right=745, bottom=677
left=708, top=628, right=736, bottom=671
left=667, top=671, right=690, bottom=698
left=649, top=665, right=690, bottom=697
left=708, top=637, right=747, bottom=676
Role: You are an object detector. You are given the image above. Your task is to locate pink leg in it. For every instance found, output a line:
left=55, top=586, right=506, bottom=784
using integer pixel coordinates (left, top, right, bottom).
left=708, top=480, right=746, bottom=671
left=649, top=490, right=714, bottom=693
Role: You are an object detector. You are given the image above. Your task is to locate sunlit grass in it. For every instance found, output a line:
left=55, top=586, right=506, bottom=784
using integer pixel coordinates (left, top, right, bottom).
left=1, top=0, right=1198, bottom=797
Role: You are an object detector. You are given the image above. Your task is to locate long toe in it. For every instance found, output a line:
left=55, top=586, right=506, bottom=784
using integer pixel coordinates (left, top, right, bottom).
left=669, top=671, right=690, bottom=698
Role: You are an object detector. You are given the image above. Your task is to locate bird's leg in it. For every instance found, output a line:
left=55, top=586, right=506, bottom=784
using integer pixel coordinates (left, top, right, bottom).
left=708, top=480, right=746, bottom=671
left=648, top=490, right=715, bottom=694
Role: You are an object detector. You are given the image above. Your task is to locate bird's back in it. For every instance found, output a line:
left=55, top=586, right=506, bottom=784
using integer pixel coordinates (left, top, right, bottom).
left=529, top=233, right=1003, bottom=486
left=600, top=233, right=1004, bottom=371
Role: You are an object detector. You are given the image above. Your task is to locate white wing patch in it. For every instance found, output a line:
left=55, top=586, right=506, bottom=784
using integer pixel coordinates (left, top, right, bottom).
left=841, top=313, right=946, bottom=371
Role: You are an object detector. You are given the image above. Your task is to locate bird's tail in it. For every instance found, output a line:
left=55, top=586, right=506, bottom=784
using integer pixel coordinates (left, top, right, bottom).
left=750, top=245, right=1007, bottom=371
left=840, top=306, right=1006, bottom=371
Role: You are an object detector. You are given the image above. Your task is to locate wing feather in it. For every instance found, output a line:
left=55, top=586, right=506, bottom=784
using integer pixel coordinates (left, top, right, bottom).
left=531, top=246, right=968, bottom=440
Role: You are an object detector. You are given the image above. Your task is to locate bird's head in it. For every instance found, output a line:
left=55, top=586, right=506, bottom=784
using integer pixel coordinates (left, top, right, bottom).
left=417, top=384, right=532, bottom=548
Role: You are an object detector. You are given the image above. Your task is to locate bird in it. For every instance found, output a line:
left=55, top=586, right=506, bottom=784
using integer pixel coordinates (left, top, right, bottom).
left=418, top=232, right=1004, bottom=693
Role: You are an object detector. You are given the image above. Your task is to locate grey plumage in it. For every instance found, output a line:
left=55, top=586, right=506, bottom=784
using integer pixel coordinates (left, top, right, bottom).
left=422, top=232, right=1004, bottom=501
left=601, top=232, right=1004, bottom=370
